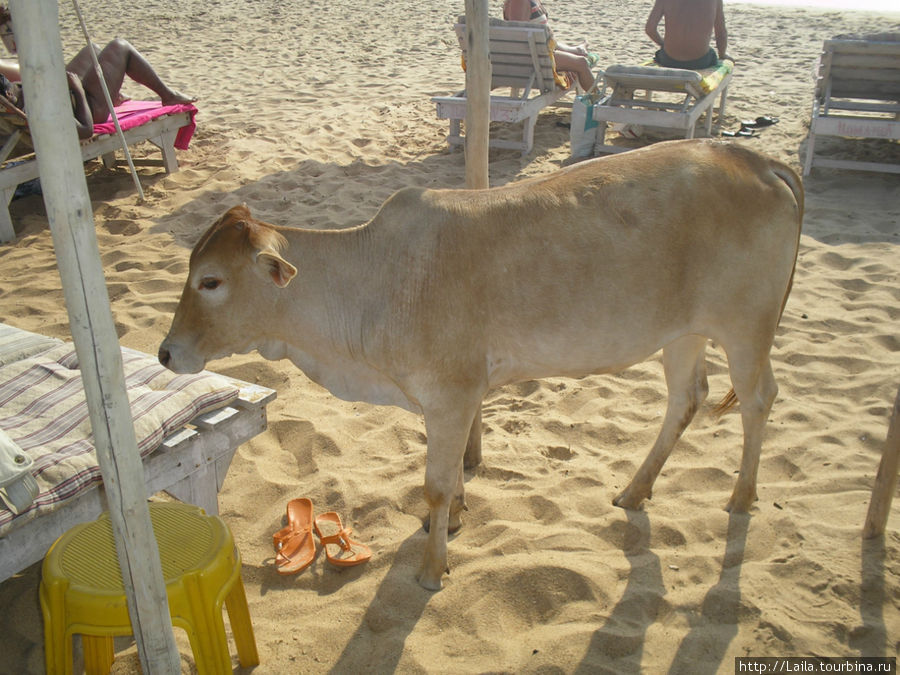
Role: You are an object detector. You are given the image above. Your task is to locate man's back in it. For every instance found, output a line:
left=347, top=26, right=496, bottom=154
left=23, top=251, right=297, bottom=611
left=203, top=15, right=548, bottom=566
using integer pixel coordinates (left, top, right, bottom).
left=646, top=0, right=727, bottom=66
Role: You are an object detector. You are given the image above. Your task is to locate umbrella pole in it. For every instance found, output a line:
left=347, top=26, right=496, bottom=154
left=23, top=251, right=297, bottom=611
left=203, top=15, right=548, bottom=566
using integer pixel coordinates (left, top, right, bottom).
left=464, top=0, right=490, bottom=189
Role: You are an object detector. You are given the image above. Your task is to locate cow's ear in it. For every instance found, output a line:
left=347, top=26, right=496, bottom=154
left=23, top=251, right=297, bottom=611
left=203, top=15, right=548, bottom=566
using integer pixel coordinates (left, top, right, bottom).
left=256, top=250, right=298, bottom=288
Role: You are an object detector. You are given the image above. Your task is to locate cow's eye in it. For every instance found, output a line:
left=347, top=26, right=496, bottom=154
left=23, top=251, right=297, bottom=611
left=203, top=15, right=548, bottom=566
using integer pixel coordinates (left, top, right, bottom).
left=199, top=277, right=222, bottom=290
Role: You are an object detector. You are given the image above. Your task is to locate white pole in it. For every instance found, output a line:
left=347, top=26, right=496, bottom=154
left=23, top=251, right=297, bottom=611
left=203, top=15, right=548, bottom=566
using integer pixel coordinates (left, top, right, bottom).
left=464, top=0, right=490, bottom=189
left=70, top=0, right=144, bottom=200
left=9, top=1, right=179, bottom=672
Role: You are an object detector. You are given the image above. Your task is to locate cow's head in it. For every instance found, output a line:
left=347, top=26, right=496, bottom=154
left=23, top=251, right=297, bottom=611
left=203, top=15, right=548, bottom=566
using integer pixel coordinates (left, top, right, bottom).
left=159, top=205, right=298, bottom=373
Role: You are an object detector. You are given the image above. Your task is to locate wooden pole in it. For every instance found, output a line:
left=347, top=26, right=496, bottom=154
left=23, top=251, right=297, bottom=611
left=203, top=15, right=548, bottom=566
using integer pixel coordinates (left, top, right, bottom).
left=464, top=0, right=490, bottom=189
left=863, top=384, right=900, bottom=538
left=10, top=1, right=180, bottom=672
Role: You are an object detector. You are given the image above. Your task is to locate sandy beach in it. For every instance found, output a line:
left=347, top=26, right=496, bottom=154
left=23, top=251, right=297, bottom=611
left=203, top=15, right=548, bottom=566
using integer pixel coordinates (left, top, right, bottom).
left=0, top=0, right=898, bottom=672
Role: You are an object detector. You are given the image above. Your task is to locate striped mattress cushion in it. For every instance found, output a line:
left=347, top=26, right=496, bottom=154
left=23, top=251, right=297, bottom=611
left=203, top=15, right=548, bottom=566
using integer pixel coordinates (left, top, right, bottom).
left=0, top=323, right=63, bottom=367
left=0, top=343, right=238, bottom=535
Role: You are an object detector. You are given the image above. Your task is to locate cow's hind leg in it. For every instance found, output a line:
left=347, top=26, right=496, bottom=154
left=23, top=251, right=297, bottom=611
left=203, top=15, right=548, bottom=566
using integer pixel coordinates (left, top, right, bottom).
left=614, top=335, right=709, bottom=510
left=725, top=350, right=778, bottom=512
left=418, top=393, right=481, bottom=591
left=463, top=405, right=483, bottom=469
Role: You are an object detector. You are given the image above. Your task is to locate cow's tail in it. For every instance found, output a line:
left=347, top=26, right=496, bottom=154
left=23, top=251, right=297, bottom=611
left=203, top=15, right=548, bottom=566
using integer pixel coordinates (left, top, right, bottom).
left=713, top=161, right=804, bottom=417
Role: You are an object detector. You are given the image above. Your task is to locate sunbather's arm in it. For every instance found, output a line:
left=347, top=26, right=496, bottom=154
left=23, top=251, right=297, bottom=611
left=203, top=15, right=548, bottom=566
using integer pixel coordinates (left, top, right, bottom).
left=713, top=0, right=728, bottom=60
left=66, top=71, right=93, bottom=139
left=645, top=0, right=665, bottom=48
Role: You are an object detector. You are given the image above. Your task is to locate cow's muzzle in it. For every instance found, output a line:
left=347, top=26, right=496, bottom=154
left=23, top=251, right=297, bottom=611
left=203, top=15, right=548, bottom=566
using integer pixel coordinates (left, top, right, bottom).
left=157, top=340, right=205, bottom=374
left=158, top=345, right=172, bottom=368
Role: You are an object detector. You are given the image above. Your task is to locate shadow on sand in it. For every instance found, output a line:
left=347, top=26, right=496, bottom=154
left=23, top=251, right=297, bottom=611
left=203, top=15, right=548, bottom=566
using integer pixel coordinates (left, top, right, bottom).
left=576, top=511, right=750, bottom=674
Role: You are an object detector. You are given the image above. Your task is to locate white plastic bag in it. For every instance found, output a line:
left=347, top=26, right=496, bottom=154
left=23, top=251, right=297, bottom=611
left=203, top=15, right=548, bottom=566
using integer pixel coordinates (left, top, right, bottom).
left=570, top=94, right=599, bottom=158
left=0, top=429, right=38, bottom=515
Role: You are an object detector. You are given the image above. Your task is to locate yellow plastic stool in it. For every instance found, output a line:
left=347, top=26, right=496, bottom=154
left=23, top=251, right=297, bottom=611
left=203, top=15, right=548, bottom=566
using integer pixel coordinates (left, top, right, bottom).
left=40, top=502, right=259, bottom=675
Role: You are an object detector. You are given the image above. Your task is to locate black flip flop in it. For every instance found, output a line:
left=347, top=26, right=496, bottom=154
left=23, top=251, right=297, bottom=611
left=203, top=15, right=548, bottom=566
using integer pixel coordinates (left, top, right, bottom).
left=740, top=115, right=779, bottom=130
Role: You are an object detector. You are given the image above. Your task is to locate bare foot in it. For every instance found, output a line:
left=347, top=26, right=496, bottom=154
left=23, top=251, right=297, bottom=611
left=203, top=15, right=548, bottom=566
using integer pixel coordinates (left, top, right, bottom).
left=161, top=89, right=196, bottom=106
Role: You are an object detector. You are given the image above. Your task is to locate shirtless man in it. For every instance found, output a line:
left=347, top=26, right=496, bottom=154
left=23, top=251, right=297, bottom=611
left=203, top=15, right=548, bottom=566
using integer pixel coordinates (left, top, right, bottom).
left=645, top=0, right=729, bottom=70
left=0, top=6, right=194, bottom=139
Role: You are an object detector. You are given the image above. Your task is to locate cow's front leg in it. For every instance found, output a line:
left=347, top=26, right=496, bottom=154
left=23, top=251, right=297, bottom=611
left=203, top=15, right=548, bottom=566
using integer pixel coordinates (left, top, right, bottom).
left=417, top=398, right=480, bottom=591
left=423, top=458, right=466, bottom=536
left=418, top=441, right=467, bottom=590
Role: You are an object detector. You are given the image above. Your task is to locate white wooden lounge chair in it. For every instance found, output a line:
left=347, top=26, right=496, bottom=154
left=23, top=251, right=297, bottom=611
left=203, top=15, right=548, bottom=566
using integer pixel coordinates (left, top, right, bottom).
left=588, top=60, right=733, bottom=155
left=432, top=16, right=576, bottom=155
left=803, top=34, right=900, bottom=176
left=0, top=98, right=197, bottom=244
left=0, top=322, right=275, bottom=581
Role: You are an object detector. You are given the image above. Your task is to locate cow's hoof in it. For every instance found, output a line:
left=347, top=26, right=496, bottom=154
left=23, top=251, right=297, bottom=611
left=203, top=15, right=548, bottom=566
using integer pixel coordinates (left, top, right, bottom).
left=725, top=492, right=757, bottom=513
left=416, top=567, right=444, bottom=591
left=421, top=518, right=463, bottom=535
left=612, top=487, right=648, bottom=511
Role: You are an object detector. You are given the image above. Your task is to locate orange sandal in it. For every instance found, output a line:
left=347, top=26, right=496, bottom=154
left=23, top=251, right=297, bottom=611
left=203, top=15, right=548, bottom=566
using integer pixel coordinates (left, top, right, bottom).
left=313, top=512, right=372, bottom=567
left=273, top=498, right=316, bottom=575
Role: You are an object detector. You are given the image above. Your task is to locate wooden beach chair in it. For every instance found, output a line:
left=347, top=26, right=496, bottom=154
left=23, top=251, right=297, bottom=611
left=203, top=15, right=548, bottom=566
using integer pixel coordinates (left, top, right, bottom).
left=803, top=34, right=900, bottom=176
left=0, top=97, right=198, bottom=244
left=587, top=60, right=732, bottom=155
left=0, top=322, right=275, bottom=581
left=432, top=16, right=576, bottom=155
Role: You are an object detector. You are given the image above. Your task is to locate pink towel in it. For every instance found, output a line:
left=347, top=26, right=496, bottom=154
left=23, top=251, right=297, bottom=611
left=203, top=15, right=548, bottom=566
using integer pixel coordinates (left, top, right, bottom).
left=92, top=100, right=198, bottom=150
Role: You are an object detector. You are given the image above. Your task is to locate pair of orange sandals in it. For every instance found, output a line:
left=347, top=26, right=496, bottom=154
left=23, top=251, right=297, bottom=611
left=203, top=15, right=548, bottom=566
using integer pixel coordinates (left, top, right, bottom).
left=273, top=498, right=372, bottom=575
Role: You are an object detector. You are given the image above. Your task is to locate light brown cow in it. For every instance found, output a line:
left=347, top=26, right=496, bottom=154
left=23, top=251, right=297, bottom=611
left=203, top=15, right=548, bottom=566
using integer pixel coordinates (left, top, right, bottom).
left=160, top=139, right=803, bottom=590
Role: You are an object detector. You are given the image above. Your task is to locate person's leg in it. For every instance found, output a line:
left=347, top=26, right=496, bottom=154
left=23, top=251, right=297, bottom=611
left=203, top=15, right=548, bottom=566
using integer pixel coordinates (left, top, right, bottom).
left=81, top=38, right=194, bottom=122
left=553, top=50, right=596, bottom=91
left=66, top=42, right=102, bottom=79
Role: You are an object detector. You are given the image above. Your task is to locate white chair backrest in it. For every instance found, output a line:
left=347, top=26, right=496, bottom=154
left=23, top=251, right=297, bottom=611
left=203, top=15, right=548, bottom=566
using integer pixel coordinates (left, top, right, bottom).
left=816, top=35, right=900, bottom=102
left=453, top=17, right=559, bottom=95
